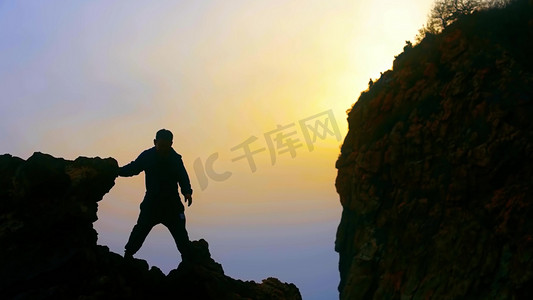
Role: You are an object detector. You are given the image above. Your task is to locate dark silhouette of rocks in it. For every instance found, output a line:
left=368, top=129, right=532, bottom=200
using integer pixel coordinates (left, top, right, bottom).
left=0, top=152, right=301, bottom=299
left=336, top=0, right=533, bottom=299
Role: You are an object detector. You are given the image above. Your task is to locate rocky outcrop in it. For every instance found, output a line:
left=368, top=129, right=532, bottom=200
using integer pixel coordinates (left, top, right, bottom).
left=0, top=152, right=301, bottom=299
left=335, top=1, right=533, bottom=299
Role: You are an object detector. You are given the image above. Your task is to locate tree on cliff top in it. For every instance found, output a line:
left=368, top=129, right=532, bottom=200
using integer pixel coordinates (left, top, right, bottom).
left=417, top=0, right=513, bottom=42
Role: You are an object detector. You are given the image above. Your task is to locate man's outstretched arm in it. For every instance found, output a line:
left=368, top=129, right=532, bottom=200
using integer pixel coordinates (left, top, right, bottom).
left=118, top=154, right=144, bottom=177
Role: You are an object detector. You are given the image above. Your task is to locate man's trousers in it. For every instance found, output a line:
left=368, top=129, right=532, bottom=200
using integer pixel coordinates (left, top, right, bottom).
left=125, top=200, right=190, bottom=258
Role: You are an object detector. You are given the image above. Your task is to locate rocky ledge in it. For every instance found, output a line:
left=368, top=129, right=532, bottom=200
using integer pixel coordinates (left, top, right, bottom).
left=0, top=152, right=301, bottom=300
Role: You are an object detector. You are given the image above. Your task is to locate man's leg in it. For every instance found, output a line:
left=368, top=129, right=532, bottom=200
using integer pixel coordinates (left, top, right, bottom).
left=125, top=208, right=157, bottom=258
left=163, top=211, right=191, bottom=259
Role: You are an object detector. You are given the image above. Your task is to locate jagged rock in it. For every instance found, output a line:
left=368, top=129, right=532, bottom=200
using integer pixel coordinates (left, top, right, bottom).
left=335, top=1, right=533, bottom=299
left=0, top=152, right=301, bottom=299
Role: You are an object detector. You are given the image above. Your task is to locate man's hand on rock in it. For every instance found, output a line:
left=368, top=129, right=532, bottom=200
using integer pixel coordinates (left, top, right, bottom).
left=184, top=194, right=192, bottom=207
left=113, top=165, right=121, bottom=178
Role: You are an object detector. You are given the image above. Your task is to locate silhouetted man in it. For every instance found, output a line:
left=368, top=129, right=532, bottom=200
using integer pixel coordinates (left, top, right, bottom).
left=119, top=129, right=193, bottom=260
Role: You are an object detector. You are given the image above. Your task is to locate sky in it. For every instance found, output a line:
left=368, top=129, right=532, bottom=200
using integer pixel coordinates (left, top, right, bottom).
left=0, top=1, right=434, bottom=299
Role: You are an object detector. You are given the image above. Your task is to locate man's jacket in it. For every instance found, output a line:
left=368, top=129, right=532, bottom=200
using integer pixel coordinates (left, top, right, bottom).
left=119, top=147, right=193, bottom=210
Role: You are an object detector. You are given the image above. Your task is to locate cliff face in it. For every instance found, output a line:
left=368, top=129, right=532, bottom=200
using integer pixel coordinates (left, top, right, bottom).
left=335, top=1, right=533, bottom=299
left=0, top=152, right=301, bottom=299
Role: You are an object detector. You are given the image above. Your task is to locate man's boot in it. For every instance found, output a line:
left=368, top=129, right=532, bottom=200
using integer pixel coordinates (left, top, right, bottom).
left=124, top=250, right=134, bottom=260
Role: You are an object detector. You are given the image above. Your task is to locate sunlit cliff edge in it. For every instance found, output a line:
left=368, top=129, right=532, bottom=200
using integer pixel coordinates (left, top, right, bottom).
left=335, top=0, right=533, bottom=299
left=0, top=152, right=301, bottom=299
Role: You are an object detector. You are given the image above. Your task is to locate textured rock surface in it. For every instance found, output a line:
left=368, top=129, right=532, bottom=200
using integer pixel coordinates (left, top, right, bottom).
left=0, top=152, right=301, bottom=299
left=335, top=1, right=533, bottom=299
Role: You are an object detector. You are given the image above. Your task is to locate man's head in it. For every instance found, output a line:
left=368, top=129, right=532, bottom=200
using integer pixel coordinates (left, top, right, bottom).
left=154, top=129, right=173, bottom=156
